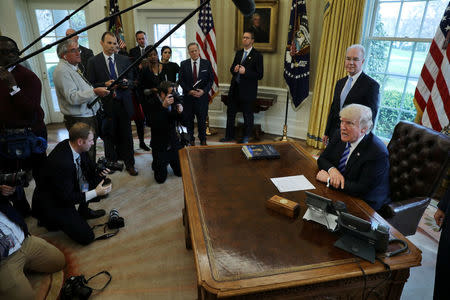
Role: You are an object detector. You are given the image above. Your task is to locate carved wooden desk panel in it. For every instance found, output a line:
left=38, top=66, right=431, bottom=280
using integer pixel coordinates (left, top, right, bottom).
left=180, top=142, right=421, bottom=299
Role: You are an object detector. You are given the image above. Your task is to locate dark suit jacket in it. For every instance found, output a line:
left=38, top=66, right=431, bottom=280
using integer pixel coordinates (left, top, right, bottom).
left=129, top=46, right=145, bottom=62
left=317, top=132, right=390, bottom=210
left=324, top=72, right=380, bottom=138
left=87, top=53, right=134, bottom=117
left=228, top=48, right=264, bottom=101
left=32, top=140, right=101, bottom=214
left=148, top=97, right=183, bottom=153
left=79, top=45, right=94, bottom=78
left=179, top=58, right=214, bottom=102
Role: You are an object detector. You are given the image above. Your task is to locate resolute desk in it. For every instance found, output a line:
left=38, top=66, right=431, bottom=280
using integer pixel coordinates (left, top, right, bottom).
left=180, top=142, right=421, bottom=299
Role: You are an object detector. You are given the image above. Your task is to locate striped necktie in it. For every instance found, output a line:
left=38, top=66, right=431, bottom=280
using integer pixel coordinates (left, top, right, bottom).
left=338, top=143, right=351, bottom=173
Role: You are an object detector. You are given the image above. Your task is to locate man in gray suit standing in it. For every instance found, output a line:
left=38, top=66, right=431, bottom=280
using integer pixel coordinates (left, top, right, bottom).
left=53, top=39, right=109, bottom=162
left=87, top=32, right=138, bottom=176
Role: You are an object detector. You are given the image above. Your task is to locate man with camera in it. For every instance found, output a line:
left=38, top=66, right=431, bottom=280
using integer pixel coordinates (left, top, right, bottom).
left=148, top=81, right=184, bottom=183
left=0, top=35, right=47, bottom=216
left=87, top=32, right=138, bottom=176
left=53, top=39, right=110, bottom=162
left=1, top=185, right=66, bottom=300
left=32, top=123, right=112, bottom=245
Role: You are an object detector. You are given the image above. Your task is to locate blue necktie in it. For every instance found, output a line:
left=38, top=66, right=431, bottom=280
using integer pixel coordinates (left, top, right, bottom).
left=340, top=77, right=353, bottom=109
left=108, top=57, right=117, bottom=80
left=236, top=51, right=248, bottom=83
left=338, top=143, right=351, bottom=173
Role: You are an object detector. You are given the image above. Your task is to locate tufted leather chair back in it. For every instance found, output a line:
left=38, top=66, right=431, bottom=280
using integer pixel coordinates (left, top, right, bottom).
left=388, top=121, right=450, bottom=201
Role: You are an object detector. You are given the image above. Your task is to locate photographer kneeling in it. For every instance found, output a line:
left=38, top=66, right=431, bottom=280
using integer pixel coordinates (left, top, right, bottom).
left=32, top=123, right=112, bottom=245
left=149, top=81, right=184, bottom=183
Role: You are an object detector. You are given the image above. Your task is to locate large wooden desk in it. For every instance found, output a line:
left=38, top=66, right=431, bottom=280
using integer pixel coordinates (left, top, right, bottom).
left=180, top=142, right=422, bottom=299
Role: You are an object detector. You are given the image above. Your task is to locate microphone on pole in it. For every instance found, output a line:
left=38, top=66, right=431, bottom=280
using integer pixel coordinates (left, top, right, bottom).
left=232, top=0, right=256, bottom=17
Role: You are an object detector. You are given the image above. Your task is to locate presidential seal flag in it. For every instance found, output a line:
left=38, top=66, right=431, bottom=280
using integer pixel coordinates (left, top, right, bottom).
left=284, top=0, right=310, bottom=107
left=109, top=0, right=127, bottom=50
left=413, top=2, right=450, bottom=132
left=196, top=0, right=219, bottom=102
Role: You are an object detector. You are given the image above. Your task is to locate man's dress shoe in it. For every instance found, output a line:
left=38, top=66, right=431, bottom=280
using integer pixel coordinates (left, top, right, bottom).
left=126, top=166, right=138, bottom=176
left=219, top=137, right=234, bottom=143
left=139, top=142, right=151, bottom=151
left=200, top=140, right=207, bottom=146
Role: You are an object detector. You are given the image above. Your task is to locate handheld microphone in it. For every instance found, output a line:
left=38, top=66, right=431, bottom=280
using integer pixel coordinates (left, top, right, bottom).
left=232, top=0, right=256, bottom=17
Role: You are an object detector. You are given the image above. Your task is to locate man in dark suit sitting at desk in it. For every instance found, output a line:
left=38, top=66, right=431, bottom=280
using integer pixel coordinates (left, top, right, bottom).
left=316, top=104, right=390, bottom=211
left=32, top=122, right=112, bottom=245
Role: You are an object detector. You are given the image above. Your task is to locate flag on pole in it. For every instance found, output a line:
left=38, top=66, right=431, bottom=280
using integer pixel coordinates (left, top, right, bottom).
left=109, top=0, right=127, bottom=49
left=195, top=0, right=219, bottom=102
left=284, top=0, right=310, bottom=107
left=413, top=2, right=450, bottom=132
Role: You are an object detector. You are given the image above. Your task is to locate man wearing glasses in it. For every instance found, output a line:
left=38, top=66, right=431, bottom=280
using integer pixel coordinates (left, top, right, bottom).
left=53, top=39, right=110, bottom=162
left=322, top=44, right=380, bottom=146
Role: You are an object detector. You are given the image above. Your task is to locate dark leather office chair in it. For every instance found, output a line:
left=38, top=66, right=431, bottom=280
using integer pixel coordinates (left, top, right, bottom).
left=379, top=121, right=450, bottom=236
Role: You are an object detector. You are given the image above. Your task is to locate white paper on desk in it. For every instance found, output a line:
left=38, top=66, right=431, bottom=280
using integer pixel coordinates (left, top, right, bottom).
left=270, top=175, right=315, bottom=192
left=303, top=208, right=338, bottom=231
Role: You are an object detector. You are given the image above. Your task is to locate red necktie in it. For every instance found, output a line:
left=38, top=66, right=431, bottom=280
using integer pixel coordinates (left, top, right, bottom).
left=193, top=61, right=198, bottom=83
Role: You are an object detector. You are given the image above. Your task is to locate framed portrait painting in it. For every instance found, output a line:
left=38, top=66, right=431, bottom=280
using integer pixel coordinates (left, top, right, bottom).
left=235, top=0, right=279, bottom=52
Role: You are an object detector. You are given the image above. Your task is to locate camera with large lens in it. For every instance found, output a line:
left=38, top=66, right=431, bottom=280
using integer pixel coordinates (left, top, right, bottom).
left=0, top=170, right=31, bottom=187
left=96, top=157, right=124, bottom=173
left=60, top=275, right=92, bottom=300
left=107, top=209, right=125, bottom=229
left=171, top=89, right=184, bottom=106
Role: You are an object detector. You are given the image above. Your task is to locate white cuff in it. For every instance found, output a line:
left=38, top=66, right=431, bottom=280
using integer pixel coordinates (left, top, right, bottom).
left=85, top=189, right=97, bottom=202
left=9, top=85, right=21, bottom=96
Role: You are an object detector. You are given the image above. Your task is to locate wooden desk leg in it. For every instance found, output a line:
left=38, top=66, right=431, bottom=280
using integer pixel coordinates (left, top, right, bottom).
left=182, top=198, right=192, bottom=250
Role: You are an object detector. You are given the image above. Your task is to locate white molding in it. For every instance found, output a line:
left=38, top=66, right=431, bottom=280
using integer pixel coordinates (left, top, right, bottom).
left=208, top=84, right=313, bottom=140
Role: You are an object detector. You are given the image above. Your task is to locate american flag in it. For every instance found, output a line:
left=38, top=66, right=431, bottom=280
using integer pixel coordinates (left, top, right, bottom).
left=108, top=0, right=127, bottom=49
left=413, top=2, right=450, bottom=131
left=195, top=0, right=218, bottom=102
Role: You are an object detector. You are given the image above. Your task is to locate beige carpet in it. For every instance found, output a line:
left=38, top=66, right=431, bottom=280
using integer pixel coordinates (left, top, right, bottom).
left=25, top=144, right=198, bottom=299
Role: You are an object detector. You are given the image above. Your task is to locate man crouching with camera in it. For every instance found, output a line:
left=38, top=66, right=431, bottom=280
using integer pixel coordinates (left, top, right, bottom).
left=149, top=81, right=184, bottom=183
left=1, top=185, right=66, bottom=299
left=32, top=122, right=112, bottom=245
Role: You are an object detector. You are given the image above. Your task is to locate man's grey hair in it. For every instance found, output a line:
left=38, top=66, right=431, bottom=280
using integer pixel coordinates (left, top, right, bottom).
left=57, top=39, right=77, bottom=59
left=187, top=42, right=199, bottom=50
left=346, top=44, right=365, bottom=58
left=340, top=104, right=373, bottom=132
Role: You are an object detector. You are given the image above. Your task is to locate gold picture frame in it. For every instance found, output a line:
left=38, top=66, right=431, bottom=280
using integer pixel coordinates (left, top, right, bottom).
left=235, top=0, right=279, bottom=52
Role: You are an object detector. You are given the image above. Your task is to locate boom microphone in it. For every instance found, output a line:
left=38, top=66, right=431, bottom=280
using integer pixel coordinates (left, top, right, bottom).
left=232, top=0, right=256, bottom=17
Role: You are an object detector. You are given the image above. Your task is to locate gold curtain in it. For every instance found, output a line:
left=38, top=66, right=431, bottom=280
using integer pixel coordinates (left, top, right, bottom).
left=306, top=0, right=366, bottom=149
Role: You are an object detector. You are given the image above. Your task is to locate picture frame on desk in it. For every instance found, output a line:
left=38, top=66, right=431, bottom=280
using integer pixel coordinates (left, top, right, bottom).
left=235, top=0, right=279, bottom=53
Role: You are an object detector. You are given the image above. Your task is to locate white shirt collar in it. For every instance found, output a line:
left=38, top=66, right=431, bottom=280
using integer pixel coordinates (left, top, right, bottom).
left=349, top=134, right=365, bottom=151
left=61, top=59, right=78, bottom=71
left=69, top=142, right=80, bottom=164
left=348, top=70, right=362, bottom=82
left=103, top=52, right=115, bottom=62
left=243, top=47, right=253, bottom=54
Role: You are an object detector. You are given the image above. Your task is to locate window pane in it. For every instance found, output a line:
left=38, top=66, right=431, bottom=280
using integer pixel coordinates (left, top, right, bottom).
left=70, top=10, right=87, bottom=31
left=403, top=79, right=418, bottom=111
left=171, top=25, right=186, bottom=47
left=397, top=1, right=426, bottom=38
left=47, top=64, right=57, bottom=88
left=367, top=40, right=390, bottom=79
left=374, top=2, right=400, bottom=37
left=44, top=46, right=59, bottom=64
left=78, top=36, right=89, bottom=48
left=171, top=48, right=185, bottom=65
left=41, top=37, right=56, bottom=47
left=53, top=10, right=68, bottom=37
left=399, top=110, right=416, bottom=123
left=155, top=24, right=171, bottom=42
left=35, top=9, right=54, bottom=35
left=410, top=42, right=430, bottom=77
left=420, top=0, right=448, bottom=37
left=387, top=42, right=413, bottom=76
left=375, top=107, right=399, bottom=139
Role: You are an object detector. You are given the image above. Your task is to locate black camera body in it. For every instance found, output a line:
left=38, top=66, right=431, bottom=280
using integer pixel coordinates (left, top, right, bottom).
left=170, top=89, right=184, bottom=111
left=96, top=157, right=124, bottom=173
left=60, top=275, right=92, bottom=300
left=108, top=209, right=125, bottom=229
left=0, top=170, right=30, bottom=187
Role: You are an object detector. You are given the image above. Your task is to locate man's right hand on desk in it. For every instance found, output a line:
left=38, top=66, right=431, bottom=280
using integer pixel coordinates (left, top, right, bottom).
left=328, top=167, right=345, bottom=189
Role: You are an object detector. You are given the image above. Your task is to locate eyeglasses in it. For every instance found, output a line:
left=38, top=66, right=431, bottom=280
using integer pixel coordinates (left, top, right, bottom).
left=345, top=57, right=361, bottom=62
left=67, top=48, right=81, bottom=54
left=0, top=48, right=19, bottom=56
